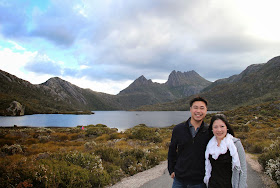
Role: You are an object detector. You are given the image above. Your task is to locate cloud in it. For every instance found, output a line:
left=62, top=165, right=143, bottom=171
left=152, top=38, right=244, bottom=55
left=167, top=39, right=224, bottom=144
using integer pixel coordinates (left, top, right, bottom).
left=0, top=1, right=29, bottom=38
left=74, top=0, right=268, bottom=81
left=1, top=0, right=280, bottom=94
left=29, top=1, right=87, bottom=46
left=24, top=54, right=63, bottom=75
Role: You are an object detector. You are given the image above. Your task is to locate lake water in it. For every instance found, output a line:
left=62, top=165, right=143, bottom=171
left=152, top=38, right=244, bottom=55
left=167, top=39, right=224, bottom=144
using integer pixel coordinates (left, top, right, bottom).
left=0, top=111, right=216, bottom=131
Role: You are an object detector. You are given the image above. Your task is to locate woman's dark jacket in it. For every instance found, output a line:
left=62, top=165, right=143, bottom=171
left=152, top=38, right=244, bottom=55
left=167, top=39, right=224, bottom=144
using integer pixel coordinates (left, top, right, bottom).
left=168, top=117, right=209, bottom=185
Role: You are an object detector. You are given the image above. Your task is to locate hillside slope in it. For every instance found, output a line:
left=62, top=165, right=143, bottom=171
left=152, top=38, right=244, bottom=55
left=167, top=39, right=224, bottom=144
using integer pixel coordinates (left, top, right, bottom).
left=137, top=56, right=280, bottom=111
left=0, top=71, right=115, bottom=115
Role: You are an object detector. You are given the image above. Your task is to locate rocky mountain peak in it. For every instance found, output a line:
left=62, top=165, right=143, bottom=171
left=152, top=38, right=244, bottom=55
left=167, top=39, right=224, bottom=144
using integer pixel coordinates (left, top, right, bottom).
left=118, top=75, right=155, bottom=95
left=130, top=75, right=154, bottom=87
left=166, top=70, right=208, bottom=87
left=41, top=77, right=87, bottom=105
left=42, top=77, right=67, bottom=87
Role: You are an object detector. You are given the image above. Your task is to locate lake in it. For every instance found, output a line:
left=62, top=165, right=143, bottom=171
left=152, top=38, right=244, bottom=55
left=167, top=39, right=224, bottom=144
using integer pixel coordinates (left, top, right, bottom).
left=0, top=111, right=216, bottom=131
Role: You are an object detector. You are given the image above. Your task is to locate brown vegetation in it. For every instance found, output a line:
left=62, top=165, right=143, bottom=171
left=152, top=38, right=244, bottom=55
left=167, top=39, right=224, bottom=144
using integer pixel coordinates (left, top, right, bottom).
left=1, top=100, right=280, bottom=187
left=0, top=124, right=173, bottom=188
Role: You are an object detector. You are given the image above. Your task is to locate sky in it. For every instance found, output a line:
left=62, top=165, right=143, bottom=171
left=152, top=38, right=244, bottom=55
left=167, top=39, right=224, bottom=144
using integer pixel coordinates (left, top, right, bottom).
left=0, top=0, right=280, bottom=95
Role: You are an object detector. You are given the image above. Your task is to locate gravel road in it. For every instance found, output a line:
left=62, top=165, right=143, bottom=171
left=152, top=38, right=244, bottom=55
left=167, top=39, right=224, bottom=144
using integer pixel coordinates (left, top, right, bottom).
left=108, top=154, right=277, bottom=188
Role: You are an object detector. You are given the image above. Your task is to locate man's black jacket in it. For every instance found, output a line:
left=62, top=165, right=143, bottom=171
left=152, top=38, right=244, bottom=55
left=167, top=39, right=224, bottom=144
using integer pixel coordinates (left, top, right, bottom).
left=168, top=118, right=209, bottom=185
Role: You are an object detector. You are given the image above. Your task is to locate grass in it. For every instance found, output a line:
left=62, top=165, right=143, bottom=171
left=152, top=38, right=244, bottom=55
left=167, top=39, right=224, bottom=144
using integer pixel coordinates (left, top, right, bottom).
left=0, top=124, right=173, bottom=188
left=0, top=100, right=280, bottom=187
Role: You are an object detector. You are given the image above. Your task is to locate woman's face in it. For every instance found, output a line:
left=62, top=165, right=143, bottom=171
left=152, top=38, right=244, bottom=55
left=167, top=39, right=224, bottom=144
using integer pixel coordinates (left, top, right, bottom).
left=212, top=119, right=227, bottom=141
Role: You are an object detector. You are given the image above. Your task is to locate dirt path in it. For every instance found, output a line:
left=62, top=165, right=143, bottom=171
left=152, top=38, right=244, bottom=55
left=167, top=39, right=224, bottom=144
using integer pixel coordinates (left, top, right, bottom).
left=107, top=154, right=277, bottom=188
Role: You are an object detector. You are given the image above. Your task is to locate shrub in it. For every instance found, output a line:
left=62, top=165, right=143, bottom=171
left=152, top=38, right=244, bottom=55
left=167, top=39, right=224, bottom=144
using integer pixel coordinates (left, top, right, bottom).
left=87, top=124, right=107, bottom=128
left=265, top=157, right=280, bottom=186
left=94, top=147, right=120, bottom=163
left=63, top=151, right=102, bottom=170
left=127, top=125, right=163, bottom=143
left=69, top=133, right=81, bottom=140
left=121, top=148, right=145, bottom=162
left=26, top=138, right=38, bottom=145
left=96, top=134, right=110, bottom=141
left=38, top=135, right=51, bottom=143
left=84, top=141, right=97, bottom=151
left=0, top=156, right=37, bottom=188
left=120, top=155, right=137, bottom=175
left=16, top=179, right=33, bottom=188
left=232, top=124, right=250, bottom=132
left=85, top=127, right=113, bottom=137
left=258, top=139, right=280, bottom=168
left=146, top=152, right=160, bottom=167
left=43, top=151, right=110, bottom=187
left=1, top=144, right=24, bottom=155
left=103, top=163, right=125, bottom=184
left=51, top=133, right=70, bottom=142
left=109, top=132, right=122, bottom=140
left=34, top=159, right=92, bottom=188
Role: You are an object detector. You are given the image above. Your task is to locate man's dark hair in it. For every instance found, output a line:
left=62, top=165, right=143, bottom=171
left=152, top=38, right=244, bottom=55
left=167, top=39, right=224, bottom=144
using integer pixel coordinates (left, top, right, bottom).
left=189, top=96, right=208, bottom=107
left=208, top=114, right=235, bottom=138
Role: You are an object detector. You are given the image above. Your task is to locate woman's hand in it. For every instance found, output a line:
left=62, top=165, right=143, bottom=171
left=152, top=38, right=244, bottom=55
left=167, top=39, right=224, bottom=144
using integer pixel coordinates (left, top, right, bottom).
left=171, top=172, right=175, bottom=179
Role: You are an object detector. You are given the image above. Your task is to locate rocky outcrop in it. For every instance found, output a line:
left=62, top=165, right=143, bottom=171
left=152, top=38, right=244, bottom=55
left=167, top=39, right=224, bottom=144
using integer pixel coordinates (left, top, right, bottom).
left=119, top=75, right=156, bottom=95
left=41, top=77, right=88, bottom=105
left=6, top=101, right=25, bottom=116
left=165, top=70, right=212, bottom=97
left=166, top=70, right=211, bottom=87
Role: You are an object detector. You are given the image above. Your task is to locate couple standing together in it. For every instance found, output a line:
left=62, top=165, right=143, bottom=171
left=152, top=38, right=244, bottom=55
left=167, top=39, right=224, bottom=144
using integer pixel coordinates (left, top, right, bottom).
left=168, top=96, right=247, bottom=188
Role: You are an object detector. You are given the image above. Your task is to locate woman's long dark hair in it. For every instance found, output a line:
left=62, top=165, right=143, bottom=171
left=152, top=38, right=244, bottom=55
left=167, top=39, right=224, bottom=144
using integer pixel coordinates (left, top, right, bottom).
left=208, top=114, right=235, bottom=138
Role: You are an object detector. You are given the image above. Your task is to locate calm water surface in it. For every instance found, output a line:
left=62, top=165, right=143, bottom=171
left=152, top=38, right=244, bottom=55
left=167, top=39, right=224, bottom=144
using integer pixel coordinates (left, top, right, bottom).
left=0, top=111, right=216, bottom=131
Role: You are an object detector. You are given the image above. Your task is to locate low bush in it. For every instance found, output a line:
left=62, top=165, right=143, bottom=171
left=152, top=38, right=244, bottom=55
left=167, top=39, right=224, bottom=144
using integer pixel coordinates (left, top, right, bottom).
left=85, top=125, right=117, bottom=137
left=232, top=124, right=250, bottom=132
left=258, top=139, right=280, bottom=168
left=84, top=141, right=97, bottom=151
left=34, top=159, right=92, bottom=188
left=51, top=132, right=69, bottom=142
left=265, top=157, right=280, bottom=186
left=103, top=163, right=125, bottom=184
left=94, top=147, right=120, bottom=163
left=126, top=124, right=163, bottom=143
left=1, top=144, right=25, bottom=155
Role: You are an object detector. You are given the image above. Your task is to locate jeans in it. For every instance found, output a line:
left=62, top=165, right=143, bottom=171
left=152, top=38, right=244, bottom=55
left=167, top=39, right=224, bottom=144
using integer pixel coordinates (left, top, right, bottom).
left=172, top=177, right=207, bottom=188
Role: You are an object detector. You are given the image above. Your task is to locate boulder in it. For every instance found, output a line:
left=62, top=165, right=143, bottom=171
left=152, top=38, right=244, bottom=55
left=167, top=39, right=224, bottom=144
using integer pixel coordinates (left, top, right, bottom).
left=6, top=101, right=25, bottom=116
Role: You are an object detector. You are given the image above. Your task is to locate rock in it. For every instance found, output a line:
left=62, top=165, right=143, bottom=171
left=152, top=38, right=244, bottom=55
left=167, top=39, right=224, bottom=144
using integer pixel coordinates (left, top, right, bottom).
left=6, top=101, right=25, bottom=116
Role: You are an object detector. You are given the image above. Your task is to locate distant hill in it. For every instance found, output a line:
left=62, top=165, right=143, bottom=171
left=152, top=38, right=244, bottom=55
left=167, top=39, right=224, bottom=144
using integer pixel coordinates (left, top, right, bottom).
left=116, top=71, right=211, bottom=109
left=0, top=69, right=211, bottom=114
left=0, top=71, right=115, bottom=115
left=138, top=56, right=280, bottom=111
left=1, top=55, right=279, bottom=114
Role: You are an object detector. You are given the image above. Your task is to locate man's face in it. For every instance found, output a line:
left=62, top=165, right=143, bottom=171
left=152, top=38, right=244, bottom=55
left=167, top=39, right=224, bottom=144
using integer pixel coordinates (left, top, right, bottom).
left=190, top=101, right=207, bottom=122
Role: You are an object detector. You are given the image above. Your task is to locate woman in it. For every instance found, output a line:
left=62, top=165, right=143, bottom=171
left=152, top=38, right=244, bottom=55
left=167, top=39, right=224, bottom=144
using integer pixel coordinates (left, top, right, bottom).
left=204, top=114, right=247, bottom=188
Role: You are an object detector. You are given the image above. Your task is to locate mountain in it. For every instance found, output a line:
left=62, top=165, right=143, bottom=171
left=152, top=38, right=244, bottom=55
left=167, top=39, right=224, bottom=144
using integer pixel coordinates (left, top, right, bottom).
left=166, top=70, right=211, bottom=97
left=0, top=71, right=115, bottom=115
left=202, top=63, right=264, bottom=92
left=116, top=71, right=211, bottom=109
left=2, top=55, right=279, bottom=114
left=116, top=75, right=176, bottom=109
left=40, top=77, right=116, bottom=111
left=0, top=69, right=211, bottom=114
left=137, top=56, right=280, bottom=111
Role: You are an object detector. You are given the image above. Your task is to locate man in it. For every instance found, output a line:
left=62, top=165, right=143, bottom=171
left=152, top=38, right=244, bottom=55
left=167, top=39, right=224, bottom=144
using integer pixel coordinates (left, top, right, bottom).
left=168, top=96, right=209, bottom=188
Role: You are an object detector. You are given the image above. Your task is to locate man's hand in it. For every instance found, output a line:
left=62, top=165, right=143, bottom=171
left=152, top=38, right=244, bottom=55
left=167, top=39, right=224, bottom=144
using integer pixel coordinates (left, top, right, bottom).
left=171, top=172, right=175, bottom=179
